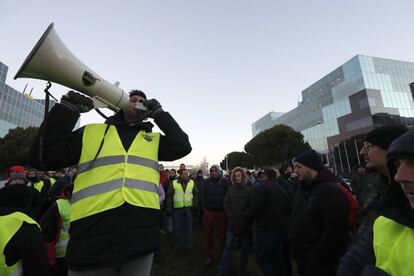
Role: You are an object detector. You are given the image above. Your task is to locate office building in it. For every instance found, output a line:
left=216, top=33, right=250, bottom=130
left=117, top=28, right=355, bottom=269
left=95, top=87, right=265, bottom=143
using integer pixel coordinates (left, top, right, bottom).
left=0, top=61, right=56, bottom=137
left=252, top=55, right=414, bottom=172
left=252, top=111, right=284, bottom=136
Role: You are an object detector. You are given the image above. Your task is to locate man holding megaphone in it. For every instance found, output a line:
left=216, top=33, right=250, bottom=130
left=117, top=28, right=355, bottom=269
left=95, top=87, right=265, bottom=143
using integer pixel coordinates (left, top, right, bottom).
left=31, top=89, right=191, bottom=275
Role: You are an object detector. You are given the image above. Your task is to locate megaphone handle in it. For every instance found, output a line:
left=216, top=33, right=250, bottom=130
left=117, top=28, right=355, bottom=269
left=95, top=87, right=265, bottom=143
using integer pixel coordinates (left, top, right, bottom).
left=43, top=81, right=58, bottom=101
left=43, top=81, right=52, bottom=121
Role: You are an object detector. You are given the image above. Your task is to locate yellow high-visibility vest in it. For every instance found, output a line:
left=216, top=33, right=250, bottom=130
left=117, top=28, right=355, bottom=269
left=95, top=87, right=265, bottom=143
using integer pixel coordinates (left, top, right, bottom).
left=70, top=124, right=160, bottom=222
left=373, top=215, right=414, bottom=275
left=50, top=178, right=56, bottom=187
left=0, top=212, right=39, bottom=276
left=173, top=179, right=194, bottom=208
left=33, top=180, right=44, bottom=193
left=55, top=199, right=71, bottom=258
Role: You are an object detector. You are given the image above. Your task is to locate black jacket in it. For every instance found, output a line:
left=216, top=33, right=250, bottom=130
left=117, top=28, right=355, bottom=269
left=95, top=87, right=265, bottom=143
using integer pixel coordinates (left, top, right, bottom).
left=337, top=129, right=414, bottom=276
left=200, top=177, right=227, bottom=212
left=224, top=184, right=252, bottom=234
left=247, top=178, right=291, bottom=235
left=289, top=168, right=350, bottom=276
left=0, top=186, right=50, bottom=275
left=30, top=104, right=191, bottom=270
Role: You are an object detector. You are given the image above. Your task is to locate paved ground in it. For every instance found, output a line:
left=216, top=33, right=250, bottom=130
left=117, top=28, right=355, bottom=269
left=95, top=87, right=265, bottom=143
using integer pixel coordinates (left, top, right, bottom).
left=151, top=224, right=263, bottom=276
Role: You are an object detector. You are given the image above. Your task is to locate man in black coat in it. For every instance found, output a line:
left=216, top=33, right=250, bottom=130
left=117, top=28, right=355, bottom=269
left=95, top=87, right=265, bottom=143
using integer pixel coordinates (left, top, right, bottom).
left=30, top=89, right=191, bottom=275
left=200, top=165, right=227, bottom=266
left=247, top=168, right=292, bottom=276
left=337, top=129, right=414, bottom=275
left=290, top=150, right=350, bottom=276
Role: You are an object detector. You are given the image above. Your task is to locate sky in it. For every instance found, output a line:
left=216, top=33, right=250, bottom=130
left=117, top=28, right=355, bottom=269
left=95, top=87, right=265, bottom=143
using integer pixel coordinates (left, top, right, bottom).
left=1, top=0, right=414, bottom=168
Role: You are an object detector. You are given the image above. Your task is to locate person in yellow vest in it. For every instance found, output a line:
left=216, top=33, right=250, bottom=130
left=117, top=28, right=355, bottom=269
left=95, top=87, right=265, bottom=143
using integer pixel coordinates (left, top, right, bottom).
left=31, top=90, right=191, bottom=275
left=338, top=128, right=414, bottom=276
left=41, top=183, right=74, bottom=276
left=167, top=168, right=198, bottom=252
left=0, top=184, right=50, bottom=275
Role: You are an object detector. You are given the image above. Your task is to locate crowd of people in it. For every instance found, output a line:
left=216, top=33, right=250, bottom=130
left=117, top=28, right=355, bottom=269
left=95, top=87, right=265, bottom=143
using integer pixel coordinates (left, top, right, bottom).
left=1, top=88, right=414, bottom=276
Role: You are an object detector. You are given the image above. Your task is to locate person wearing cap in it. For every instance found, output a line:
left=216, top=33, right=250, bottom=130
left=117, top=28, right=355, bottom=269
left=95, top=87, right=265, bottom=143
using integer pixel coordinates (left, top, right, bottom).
left=290, top=149, right=350, bottom=276
left=200, top=165, right=228, bottom=267
left=0, top=165, right=26, bottom=190
left=357, top=125, right=408, bottom=234
left=337, top=128, right=414, bottom=275
left=5, top=173, right=44, bottom=222
left=0, top=182, right=50, bottom=275
left=31, top=89, right=191, bottom=275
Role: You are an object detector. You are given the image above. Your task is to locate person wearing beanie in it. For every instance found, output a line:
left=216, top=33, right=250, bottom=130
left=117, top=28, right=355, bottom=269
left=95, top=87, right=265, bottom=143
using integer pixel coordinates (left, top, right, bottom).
left=356, top=125, right=409, bottom=234
left=338, top=129, right=414, bottom=275
left=362, top=125, right=408, bottom=176
left=289, top=149, right=350, bottom=276
left=200, top=165, right=228, bottom=267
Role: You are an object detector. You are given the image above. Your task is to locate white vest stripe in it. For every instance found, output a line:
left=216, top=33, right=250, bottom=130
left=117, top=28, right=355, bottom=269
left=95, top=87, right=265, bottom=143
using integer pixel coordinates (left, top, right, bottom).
left=71, top=178, right=159, bottom=204
left=124, top=179, right=159, bottom=193
left=71, top=179, right=124, bottom=203
left=77, top=155, right=125, bottom=174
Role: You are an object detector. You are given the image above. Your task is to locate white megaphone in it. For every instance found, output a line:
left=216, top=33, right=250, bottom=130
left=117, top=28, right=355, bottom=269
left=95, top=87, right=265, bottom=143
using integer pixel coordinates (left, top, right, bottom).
left=14, top=23, right=129, bottom=111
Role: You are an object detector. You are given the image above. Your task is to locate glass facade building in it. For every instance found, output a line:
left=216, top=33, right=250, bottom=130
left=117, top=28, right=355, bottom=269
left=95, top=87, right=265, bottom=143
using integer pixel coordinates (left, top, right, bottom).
left=0, top=61, right=56, bottom=137
left=252, top=111, right=284, bottom=136
left=253, top=55, right=414, bottom=156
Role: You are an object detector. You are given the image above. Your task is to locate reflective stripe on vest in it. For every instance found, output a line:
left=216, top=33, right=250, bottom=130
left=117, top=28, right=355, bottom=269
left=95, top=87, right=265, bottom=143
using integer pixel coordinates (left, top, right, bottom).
left=373, top=215, right=414, bottom=275
left=70, top=124, right=160, bottom=222
left=33, top=180, right=44, bottom=193
left=55, top=199, right=71, bottom=258
left=0, top=212, right=39, bottom=276
left=173, top=180, right=194, bottom=208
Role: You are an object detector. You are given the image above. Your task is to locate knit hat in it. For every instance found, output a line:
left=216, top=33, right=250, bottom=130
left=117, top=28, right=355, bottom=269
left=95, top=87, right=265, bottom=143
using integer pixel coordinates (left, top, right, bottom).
left=129, top=89, right=147, bottom=100
left=366, top=125, right=409, bottom=150
left=294, top=150, right=323, bottom=172
left=8, top=165, right=25, bottom=173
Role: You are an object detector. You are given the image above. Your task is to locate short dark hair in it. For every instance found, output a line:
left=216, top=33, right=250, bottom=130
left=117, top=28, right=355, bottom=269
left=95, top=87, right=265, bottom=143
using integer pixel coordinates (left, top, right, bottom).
left=129, top=90, right=147, bottom=100
left=262, top=168, right=276, bottom=179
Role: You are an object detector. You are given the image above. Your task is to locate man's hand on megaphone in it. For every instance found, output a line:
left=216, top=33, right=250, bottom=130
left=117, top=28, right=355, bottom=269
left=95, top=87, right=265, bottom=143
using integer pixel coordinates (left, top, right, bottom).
left=61, top=91, right=94, bottom=113
left=143, top=99, right=164, bottom=119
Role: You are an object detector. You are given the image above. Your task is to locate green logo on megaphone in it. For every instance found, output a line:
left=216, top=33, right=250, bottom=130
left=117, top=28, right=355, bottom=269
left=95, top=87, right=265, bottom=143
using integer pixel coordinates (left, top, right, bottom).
left=82, top=71, right=97, bottom=86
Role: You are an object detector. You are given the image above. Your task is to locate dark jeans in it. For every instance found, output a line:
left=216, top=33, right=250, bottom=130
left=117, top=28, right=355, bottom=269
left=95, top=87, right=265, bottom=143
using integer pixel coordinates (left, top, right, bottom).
left=217, top=231, right=249, bottom=273
left=204, top=209, right=226, bottom=258
left=254, top=231, right=287, bottom=276
left=173, top=208, right=193, bottom=250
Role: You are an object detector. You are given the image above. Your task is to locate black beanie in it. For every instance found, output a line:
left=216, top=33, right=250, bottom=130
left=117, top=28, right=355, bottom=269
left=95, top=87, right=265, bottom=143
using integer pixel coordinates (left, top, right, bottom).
left=366, top=125, right=408, bottom=150
left=129, top=89, right=147, bottom=100
left=294, top=150, right=323, bottom=172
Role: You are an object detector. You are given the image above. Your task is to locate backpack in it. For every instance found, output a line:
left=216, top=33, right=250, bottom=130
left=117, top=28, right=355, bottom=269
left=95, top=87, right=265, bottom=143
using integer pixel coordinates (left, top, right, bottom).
left=337, top=183, right=360, bottom=228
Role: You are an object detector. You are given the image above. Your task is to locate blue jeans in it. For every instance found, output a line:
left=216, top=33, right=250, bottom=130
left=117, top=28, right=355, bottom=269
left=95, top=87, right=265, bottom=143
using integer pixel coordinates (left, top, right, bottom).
left=217, top=231, right=249, bottom=273
left=173, top=208, right=193, bottom=250
left=254, top=231, right=287, bottom=276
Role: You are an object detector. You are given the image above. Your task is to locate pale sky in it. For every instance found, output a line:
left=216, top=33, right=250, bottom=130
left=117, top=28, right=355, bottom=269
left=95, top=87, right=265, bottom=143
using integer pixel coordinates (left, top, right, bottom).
left=1, top=0, right=414, bottom=167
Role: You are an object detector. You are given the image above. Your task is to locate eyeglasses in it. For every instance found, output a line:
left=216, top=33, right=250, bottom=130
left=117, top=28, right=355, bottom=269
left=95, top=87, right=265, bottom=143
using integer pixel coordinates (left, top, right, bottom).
left=363, top=141, right=375, bottom=150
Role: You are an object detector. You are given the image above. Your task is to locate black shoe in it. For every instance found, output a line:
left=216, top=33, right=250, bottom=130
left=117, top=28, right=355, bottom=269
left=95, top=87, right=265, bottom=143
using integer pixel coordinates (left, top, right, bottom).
left=205, top=257, right=213, bottom=266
